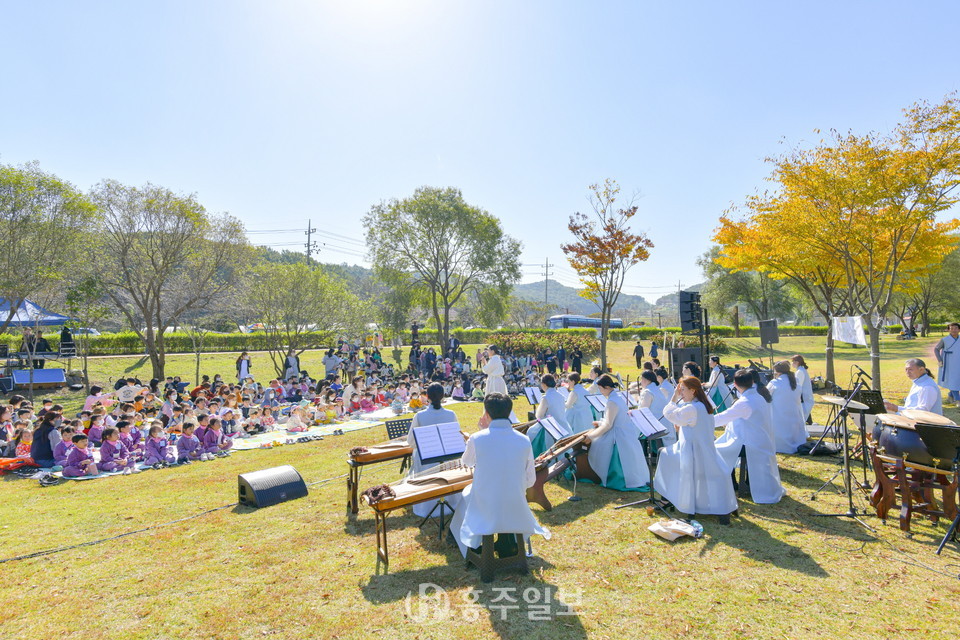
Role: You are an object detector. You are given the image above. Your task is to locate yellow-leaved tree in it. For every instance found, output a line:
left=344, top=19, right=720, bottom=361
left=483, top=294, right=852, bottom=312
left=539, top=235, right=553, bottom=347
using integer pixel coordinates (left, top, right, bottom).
left=716, top=95, right=960, bottom=390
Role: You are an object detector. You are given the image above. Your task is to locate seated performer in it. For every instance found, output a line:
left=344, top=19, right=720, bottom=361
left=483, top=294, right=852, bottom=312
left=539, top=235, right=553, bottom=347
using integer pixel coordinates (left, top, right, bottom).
left=581, top=374, right=650, bottom=491
left=704, top=356, right=734, bottom=411
left=713, top=370, right=786, bottom=504
left=883, top=358, right=944, bottom=415
left=655, top=376, right=738, bottom=523
left=450, top=393, right=550, bottom=558
left=768, top=360, right=808, bottom=454
left=564, top=372, right=593, bottom=434
left=527, top=374, right=570, bottom=457
left=407, top=382, right=463, bottom=518
left=637, top=370, right=676, bottom=446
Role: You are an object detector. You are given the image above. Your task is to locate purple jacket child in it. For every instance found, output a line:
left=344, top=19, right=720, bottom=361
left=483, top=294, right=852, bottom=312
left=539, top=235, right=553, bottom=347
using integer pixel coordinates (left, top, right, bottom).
left=98, top=439, right=134, bottom=472
left=63, top=446, right=96, bottom=478
left=201, top=428, right=233, bottom=455
left=53, top=441, right=73, bottom=467
left=143, top=437, right=174, bottom=465
left=176, top=434, right=202, bottom=462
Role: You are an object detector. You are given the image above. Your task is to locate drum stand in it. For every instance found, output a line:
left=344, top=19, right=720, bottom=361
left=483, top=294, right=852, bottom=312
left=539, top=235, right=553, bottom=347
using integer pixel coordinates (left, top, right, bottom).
left=812, top=382, right=875, bottom=532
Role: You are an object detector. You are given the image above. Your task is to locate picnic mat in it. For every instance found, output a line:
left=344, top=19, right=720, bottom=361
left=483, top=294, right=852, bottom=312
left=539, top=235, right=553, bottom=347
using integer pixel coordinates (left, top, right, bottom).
left=231, top=419, right=383, bottom=450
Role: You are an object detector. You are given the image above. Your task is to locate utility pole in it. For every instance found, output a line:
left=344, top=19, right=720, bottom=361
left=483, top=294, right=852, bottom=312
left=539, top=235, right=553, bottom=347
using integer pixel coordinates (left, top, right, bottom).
left=305, top=219, right=318, bottom=264
left=542, top=257, right=554, bottom=305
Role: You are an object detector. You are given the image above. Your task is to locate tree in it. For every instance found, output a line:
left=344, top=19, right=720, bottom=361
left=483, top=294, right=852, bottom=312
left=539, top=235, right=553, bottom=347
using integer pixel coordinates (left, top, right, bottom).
left=561, top=179, right=654, bottom=369
left=364, top=186, right=521, bottom=350
left=91, top=180, right=250, bottom=379
left=717, top=95, right=960, bottom=389
left=64, top=275, right=111, bottom=393
left=697, top=246, right=799, bottom=324
left=374, top=268, right=419, bottom=344
left=892, top=245, right=960, bottom=336
left=0, top=162, right=97, bottom=333
left=506, top=296, right=558, bottom=329
left=247, top=262, right=366, bottom=378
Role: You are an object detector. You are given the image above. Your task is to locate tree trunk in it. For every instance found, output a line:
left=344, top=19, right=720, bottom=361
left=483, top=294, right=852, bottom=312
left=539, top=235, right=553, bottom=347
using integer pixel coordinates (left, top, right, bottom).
left=868, top=324, right=882, bottom=391
left=921, top=309, right=931, bottom=337
left=600, top=305, right=609, bottom=371
left=824, top=324, right=836, bottom=386
left=733, top=306, right=740, bottom=338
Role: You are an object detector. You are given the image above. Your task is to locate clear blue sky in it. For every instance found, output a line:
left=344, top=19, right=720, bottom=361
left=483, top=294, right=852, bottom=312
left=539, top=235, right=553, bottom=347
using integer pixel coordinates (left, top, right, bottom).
left=2, top=1, right=958, bottom=302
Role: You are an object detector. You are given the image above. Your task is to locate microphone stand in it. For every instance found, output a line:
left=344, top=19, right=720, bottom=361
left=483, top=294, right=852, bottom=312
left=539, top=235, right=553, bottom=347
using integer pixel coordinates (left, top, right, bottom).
left=812, top=380, right=875, bottom=531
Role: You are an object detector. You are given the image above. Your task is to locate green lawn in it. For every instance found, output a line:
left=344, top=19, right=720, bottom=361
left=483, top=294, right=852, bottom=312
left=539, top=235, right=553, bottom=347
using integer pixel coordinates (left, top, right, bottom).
left=4, top=338, right=960, bottom=639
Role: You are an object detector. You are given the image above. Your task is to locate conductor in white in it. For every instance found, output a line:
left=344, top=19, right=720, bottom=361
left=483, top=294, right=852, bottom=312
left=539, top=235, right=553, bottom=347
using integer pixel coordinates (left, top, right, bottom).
left=481, top=345, right=507, bottom=396
left=450, top=393, right=551, bottom=558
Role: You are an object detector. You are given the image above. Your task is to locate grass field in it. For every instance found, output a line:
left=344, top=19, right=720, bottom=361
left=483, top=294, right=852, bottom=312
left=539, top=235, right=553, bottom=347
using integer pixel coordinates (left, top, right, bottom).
left=4, top=337, right=960, bottom=639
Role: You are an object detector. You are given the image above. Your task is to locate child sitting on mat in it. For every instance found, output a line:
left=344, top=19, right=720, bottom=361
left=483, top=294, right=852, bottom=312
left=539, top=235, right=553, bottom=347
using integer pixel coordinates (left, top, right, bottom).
left=201, top=418, right=232, bottom=458
left=284, top=406, right=310, bottom=432
left=54, top=425, right=76, bottom=467
left=176, top=423, right=203, bottom=464
left=63, top=434, right=98, bottom=477
left=144, top=423, right=175, bottom=467
left=98, top=427, right=139, bottom=474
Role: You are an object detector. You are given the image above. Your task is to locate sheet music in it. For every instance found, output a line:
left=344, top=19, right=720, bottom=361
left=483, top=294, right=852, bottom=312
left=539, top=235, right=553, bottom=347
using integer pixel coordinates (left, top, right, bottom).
left=556, top=386, right=569, bottom=399
left=629, top=409, right=667, bottom=438
left=412, top=426, right=444, bottom=461
left=413, top=422, right=465, bottom=463
left=437, top=422, right=466, bottom=456
left=538, top=416, right=570, bottom=440
left=524, top=387, right=543, bottom=406
left=585, top=394, right=607, bottom=412
left=620, top=391, right=636, bottom=408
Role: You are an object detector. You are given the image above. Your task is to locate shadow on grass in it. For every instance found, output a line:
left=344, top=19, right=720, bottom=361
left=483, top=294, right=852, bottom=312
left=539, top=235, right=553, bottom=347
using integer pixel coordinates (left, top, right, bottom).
left=697, top=496, right=834, bottom=578
left=361, top=548, right=587, bottom=639
left=123, top=355, right=150, bottom=373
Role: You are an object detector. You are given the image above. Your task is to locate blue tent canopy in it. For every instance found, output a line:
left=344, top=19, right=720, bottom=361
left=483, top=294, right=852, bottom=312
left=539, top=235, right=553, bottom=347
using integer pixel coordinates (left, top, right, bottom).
left=0, top=298, right=77, bottom=327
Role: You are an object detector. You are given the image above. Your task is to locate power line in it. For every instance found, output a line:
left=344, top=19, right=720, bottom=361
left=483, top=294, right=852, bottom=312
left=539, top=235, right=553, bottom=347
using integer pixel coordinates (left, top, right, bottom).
left=305, top=219, right=318, bottom=264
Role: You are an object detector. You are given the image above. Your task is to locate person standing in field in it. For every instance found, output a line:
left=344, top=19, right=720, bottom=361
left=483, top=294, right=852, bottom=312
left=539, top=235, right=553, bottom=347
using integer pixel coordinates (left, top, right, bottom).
left=935, top=323, right=960, bottom=406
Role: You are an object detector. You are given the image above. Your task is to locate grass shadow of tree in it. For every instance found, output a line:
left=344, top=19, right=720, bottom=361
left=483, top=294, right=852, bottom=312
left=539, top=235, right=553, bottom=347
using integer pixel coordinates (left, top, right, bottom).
left=123, top=355, right=150, bottom=374
left=695, top=496, right=841, bottom=578
left=361, top=550, right=588, bottom=640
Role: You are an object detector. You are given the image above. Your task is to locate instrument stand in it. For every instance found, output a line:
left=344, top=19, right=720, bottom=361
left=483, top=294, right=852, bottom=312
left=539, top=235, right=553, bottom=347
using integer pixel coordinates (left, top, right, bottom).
left=812, top=382, right=875, bottom=532
left=565, top=451, right=582, bottom=502
left=418, top=497, right=453, bottom=541
left=936, top=446, right=960, bottom=555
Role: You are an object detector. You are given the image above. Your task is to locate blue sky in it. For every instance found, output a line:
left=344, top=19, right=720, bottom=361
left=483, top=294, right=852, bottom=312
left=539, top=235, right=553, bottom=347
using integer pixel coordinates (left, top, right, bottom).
left=2, top=1, right=958, bottom=302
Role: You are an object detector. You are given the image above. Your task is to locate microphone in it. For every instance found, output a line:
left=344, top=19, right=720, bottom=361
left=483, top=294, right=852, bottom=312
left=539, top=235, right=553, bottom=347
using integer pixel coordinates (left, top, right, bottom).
left=854, top=364, right=872, bottom=380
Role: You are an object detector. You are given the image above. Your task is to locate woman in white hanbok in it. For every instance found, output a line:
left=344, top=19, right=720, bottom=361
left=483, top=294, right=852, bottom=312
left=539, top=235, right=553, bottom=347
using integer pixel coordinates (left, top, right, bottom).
left=564, top=372, right=594, bottom=434
left=406, top=383, right=463, bottom=518
left=791, top=355, right=814, bottom=424
left=637, top=370, right=676, bottom=446
left=527, top=374, right=569, bottom=457
left=581, top=375, right=650, bottom=491
left=481, top=346, right=507, bottom=396
left=767, top=361, right=808, bottom=454
left=654, top=376, right=738, bottom=521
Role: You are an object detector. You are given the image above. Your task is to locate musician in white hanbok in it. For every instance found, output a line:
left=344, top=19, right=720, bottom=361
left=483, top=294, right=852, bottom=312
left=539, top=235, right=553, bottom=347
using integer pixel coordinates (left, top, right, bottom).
left=450, top=393, right=550, bottom=557
left=935, top=323, right=960, bottom=405
left=768, top=360, right=808, bottom=454
left=581, top=375, right=650, bottom=491
left=883, top=358, right=944, bottom=415
left=528, top=374, right=569, bottom=457
left=563, top=372, right=594, bottom=434
left=791, top=355, right=814, bottom=423
left=656, top=367, right=675, bottom=402
left=481, top=346, right=507, bottom=396
left=654, top=376, right=738, bottom=520
left=704, top=356, right=735, bottom=412
left=637, top=370, right=676, bottom=446
left=407, top=383, right=464, bottom=518
left=713, top=370, right=786, bottom=504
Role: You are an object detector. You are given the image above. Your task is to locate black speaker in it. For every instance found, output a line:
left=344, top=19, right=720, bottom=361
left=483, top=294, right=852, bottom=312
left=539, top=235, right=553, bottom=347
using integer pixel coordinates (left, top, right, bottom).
left=238, top=465, right=308, bottom=508
left=678, top=291, right=702, bottom=333
left=668, top=348, right=703, bottom=380
left=759, top=319, right=779, bottom=347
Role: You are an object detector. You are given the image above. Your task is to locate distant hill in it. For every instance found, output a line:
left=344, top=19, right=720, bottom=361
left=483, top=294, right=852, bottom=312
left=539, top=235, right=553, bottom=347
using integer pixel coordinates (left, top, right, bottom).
left=513, top=279, right=653, bottom=321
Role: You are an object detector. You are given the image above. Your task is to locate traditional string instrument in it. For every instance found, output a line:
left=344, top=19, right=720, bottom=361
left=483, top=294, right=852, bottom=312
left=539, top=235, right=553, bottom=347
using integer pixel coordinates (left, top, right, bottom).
left=527, top=431, right=602, bottom=510
left=346, top=436, right=413, bottom=515
left=363, top=459, right=474, bottom=512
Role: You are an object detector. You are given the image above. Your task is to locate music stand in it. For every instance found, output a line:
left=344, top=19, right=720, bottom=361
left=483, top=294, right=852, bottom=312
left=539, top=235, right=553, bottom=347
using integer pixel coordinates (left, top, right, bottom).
left=912, top=423, right=960, bottom=555
left=811, top=381, right=876, bottom=531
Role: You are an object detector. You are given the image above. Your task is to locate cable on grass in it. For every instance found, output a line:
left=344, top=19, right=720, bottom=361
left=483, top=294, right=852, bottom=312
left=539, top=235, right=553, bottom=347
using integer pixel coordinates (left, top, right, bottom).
left=0, top=468, right=370, bottom=565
